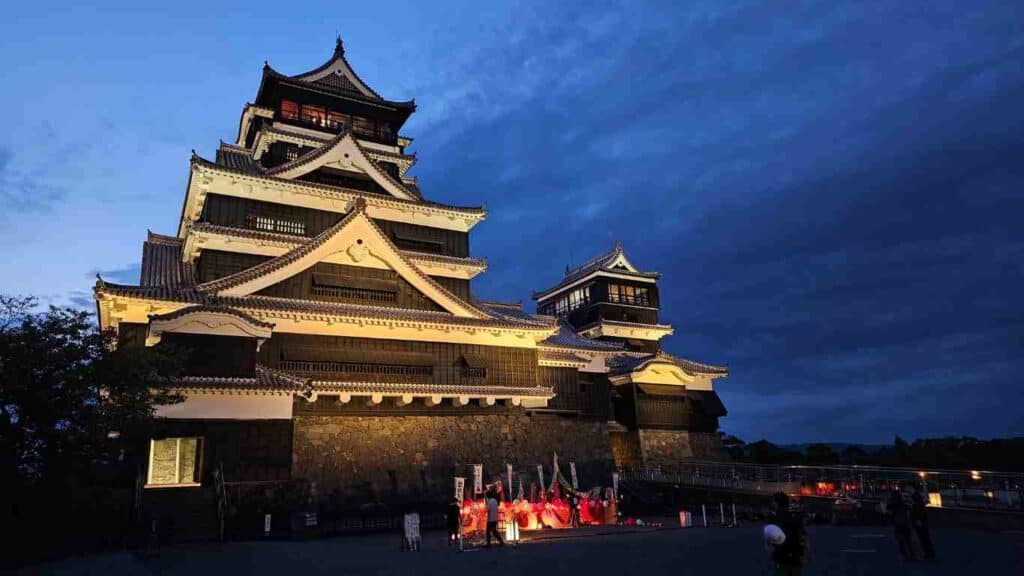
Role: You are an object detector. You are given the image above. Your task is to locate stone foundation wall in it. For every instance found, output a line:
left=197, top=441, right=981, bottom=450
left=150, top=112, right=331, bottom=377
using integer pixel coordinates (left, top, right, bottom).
left=638, top=429, right=694, bottom=464
left=292, top=413, right=614, bottom=497
left=637, top=430, right=728, bottom=465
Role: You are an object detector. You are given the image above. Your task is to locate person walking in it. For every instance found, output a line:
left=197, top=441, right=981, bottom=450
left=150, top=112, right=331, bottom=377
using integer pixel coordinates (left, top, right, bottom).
left=887, top=489, right=917, bottom=561
left=911, top=487, right=936, bottom=560
left=768, top=492, right=809, bottom=576
left=569, top=491, right=581, bottom=527
left=485, top=489, right=504, bottom=548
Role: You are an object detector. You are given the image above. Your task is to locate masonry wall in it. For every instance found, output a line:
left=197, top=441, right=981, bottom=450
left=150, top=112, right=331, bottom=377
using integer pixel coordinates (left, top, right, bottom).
left=637, top=430, right=728, bottom=465
left=292, top=413, right=614, bottom=497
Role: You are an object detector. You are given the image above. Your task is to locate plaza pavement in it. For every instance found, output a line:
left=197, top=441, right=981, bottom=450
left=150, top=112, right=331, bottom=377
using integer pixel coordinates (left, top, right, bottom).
left=13, top=523, right=1023, bottom=575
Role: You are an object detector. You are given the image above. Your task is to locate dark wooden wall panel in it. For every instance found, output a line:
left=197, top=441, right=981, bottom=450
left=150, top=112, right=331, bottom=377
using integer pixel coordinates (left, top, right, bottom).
left=160, top=333, right=257, bottom=378
left=259, top=334, right=539, bottom=389
left=200, top=194, right=470, bottom=257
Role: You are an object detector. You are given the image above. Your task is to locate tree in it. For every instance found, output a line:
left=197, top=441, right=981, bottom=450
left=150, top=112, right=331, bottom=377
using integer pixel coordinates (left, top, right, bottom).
left=804, top=443, right=839, bottom=465
left=0, top=295, right=183, bottom=562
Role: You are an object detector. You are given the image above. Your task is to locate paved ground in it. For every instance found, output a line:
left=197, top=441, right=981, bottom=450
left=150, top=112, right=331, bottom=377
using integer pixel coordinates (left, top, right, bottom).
left=14, top=524, right=1024, bottom=575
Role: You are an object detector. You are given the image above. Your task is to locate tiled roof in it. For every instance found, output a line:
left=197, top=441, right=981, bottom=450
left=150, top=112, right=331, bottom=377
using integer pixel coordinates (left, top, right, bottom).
left=192, top=198, right=506, bottom=322
left=477, top=301, right=548, bottom=324
left=533, top=242, right=660, bottom=300
left=188, top=222, right=487, bottom=270
left=176, top=364, right=310, bottom=393
left=263, top=64, right=415, bottom=110
left=140, top=231, right=194, bottom=288
left=540, top=319, right=625, bottom=351
left=194, top=200, right=366, bottom=294
left=263, top=130, right=347, bottom=176
left=606, top=351, right=728, bottom=376
left=538, top=349, right=590, bottom=366
left=148, top=304, right=276, bottom=329
left=191, top=153, right=486, bottom=216
left=95, top=282, right=555, bottom=332
left=310, top=380, right=554, bottom=398
left=215, top=144, right=263, bottom=175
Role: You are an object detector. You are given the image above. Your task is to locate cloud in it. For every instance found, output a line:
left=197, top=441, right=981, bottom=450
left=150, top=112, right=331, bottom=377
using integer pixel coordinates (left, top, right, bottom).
left=0, top=146, right=66, bottom=214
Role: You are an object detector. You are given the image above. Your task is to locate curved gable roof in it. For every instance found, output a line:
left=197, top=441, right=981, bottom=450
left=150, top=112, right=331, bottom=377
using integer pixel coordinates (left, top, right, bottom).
left=194, top=198, right=492, bottom=319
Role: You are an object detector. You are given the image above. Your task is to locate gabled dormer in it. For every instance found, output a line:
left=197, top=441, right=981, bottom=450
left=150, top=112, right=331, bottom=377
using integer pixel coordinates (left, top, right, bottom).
left=238, top=37, right=416, bottom=150
left=533, top=242, right=672, bottom=352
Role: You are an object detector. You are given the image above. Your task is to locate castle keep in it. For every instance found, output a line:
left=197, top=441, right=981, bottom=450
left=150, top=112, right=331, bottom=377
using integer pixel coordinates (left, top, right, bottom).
left=94, top=39, right=728, bottom=495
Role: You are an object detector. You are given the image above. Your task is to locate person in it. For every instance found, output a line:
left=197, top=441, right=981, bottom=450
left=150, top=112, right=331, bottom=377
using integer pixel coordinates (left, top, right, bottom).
left=887, top=489, right=916, bottom=561
left=446, top=499, right=461, bottom=547
left=768, top=492, right=808, bottom=576
left=485, top=489, right=504, bottom=547
left=569, top=491, right=580, bottom=527
left=911, top=487, right=936, bottom=560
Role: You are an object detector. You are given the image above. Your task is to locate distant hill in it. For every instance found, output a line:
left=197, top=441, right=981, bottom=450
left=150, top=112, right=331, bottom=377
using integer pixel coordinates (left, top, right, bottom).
left=780, top=443, right=887, bottom=454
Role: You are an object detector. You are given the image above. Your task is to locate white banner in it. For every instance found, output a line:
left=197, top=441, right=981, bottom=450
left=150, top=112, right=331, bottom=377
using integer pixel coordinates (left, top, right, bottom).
left=455, top=477, right=466, bottom=504
left=570, top=462, right=578, bottom=490
left=517, top=478, right=525, bottom=500
left=612, top=472, right=620, bottom=498
left=537, top=464, right=545, bottom=490
left=473, top=464, right=483, bottom=495
left=552, top=452, right=560, bottom=487
left=506, top=464, right=513, bottom=499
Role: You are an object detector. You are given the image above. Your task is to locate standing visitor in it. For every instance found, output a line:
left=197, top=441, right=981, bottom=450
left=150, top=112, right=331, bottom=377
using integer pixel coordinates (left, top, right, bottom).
left=768, top=493, right=808, bottom=576
left=887, top=489, right=916, bottom=561
left=446, top=499, right=461, bottom=547
left=569, top=491, right=581, bottom=527
left=485, top=489, right=504, bottom=547
left=911, top=487, right=936, bottom=560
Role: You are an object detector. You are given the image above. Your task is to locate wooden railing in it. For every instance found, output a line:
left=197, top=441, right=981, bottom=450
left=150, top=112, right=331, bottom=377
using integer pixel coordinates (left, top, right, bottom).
left=279, top=360, right=432, bottom=380
left=310, top=284, right=397, bottom=303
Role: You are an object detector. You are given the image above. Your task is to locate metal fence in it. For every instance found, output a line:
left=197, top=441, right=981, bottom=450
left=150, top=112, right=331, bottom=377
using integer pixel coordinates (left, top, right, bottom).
left=621, top=461, right=1024, bottom=510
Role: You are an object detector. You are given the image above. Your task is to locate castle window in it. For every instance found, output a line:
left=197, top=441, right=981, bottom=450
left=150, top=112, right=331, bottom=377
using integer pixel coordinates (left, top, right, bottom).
left=545, top=285, right=591, bottom=316
left=147, top=437, right=203, bottom=487
left=300, top=104, right=326, bottom=126
left=246, top=214, right=305, bottom=236
left=608, top=284, right=649, bottom=306
left=310, top=273, right=398, bottom=303
left=280, top=100, right=299, bottom=120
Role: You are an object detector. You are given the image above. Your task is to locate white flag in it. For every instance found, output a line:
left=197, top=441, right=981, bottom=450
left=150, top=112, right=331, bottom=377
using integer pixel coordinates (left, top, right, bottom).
left=570, top=462, right=578, bottom=490
left=553, top=453, right=560, bottom=484
left=537, top=464, right=545, bottom=490
left=506, top=463, right=513, bottom=498
left=473, top=464, right=483, bottom=495
left=455, top=477, right=466, bottom=504
left=612, top=471, right=620, bottom=498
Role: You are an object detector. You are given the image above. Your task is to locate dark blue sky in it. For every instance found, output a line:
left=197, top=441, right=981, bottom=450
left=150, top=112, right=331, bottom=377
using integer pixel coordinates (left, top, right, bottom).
left=1, top=1, right=1021, bottom=443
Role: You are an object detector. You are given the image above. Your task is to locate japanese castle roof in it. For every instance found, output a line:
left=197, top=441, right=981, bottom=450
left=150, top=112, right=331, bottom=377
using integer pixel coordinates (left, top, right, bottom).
left=140, top=231, right=195, bottom=288
left=533, top=241, right=661, bottom=301
left=196, top=139, right=481, bottom=212
left=541, top=318, right=625, bottom=351
left=187, top=221, right=487, bottom=271
left=606, top=350, right=729, bottom=377
left=259, top=37, right=415, bottom=112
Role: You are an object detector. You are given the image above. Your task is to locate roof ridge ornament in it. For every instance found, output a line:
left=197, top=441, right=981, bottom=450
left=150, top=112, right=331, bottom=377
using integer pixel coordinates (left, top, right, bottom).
left=335, top=35, right=345, bottom=55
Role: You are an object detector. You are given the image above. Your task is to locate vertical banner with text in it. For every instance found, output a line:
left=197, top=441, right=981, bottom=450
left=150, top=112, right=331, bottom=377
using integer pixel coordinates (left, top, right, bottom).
left=473, top=464, right=483, bottom=495
left=455, top=477, right=466, bottom=504
left=612, top=472, right=620, bottom=498
left=506, top=463, right=513, bottom=500
left=536, top=464, right=545, bottom=490
left=570, top=462, right=578, bottom=490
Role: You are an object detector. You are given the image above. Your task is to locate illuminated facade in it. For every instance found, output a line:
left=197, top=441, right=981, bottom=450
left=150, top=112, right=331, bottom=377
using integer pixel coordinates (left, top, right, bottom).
left=94, top=39, right=728, bottom=496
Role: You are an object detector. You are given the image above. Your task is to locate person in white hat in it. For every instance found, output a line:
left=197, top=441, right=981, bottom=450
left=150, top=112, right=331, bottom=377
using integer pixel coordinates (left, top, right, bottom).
left=767, top=493, right=809, bottom=576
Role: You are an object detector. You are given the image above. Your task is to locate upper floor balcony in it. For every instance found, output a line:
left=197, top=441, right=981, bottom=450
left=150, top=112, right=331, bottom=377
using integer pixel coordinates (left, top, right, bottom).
left=277, top=103, right=396, bottom=146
